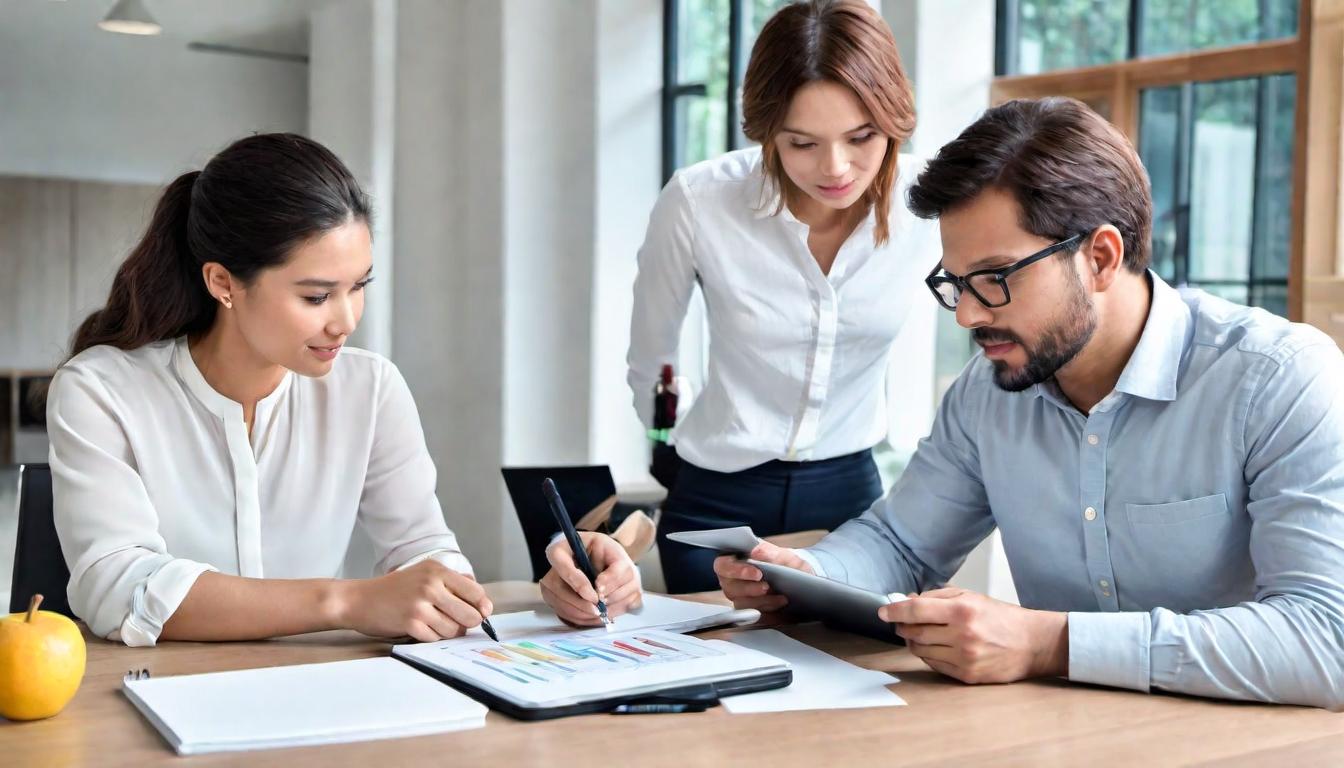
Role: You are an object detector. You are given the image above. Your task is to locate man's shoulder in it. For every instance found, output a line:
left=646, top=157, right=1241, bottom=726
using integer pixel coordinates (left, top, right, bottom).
left=1181, top=288, right=1336, bottom=369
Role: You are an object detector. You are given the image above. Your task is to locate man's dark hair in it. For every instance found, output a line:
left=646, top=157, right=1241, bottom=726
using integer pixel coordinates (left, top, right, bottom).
left=908, top=97, right=1153, bottom=273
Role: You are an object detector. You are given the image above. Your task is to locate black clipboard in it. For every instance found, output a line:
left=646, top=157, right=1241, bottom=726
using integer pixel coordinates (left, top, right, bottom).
left=392, top=652, right=791, bottom=721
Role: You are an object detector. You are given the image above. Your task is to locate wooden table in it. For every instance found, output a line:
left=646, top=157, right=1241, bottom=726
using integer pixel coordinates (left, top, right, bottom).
left=5, top=583, right=1343, bottom=767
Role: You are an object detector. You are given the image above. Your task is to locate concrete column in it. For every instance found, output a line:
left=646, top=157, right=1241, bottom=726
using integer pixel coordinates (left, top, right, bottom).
left=592, top=0, right=664, bottom=486
left=500, top=0, right=599, bottom=472
left=361, top=0, right=608, bottom=580
left=384, top=0, right=511, bottom=578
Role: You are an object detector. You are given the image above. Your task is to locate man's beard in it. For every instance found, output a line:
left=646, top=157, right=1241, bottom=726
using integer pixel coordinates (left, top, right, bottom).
left=974, top=271, right=1097, bottom=392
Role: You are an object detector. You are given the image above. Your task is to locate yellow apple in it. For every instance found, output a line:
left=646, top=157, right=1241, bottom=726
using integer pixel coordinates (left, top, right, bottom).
left=0, top=595, right=86, bottom=721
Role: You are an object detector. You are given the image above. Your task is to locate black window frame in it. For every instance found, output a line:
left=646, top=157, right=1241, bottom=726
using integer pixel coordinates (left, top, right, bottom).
left=996, top=0, right=1141, bottom=76
left=661, top=0, right=752, bottom=184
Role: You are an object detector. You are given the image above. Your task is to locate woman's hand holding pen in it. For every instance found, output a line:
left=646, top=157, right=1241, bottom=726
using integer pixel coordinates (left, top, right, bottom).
left=541, top=532, right=643, bottom=626
left=334, top=560, right=494, bottom=642
left=714, top=541, right=813, bottom=612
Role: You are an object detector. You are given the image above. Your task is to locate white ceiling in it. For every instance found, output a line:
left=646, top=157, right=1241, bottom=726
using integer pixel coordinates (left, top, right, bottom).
left=3, top=0, right=337, bottom=57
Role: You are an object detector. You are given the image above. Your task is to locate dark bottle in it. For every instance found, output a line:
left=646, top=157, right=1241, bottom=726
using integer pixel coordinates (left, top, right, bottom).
left=649, top=364, right=680, bottom=489
left=649, top=364, right=678, bottom=443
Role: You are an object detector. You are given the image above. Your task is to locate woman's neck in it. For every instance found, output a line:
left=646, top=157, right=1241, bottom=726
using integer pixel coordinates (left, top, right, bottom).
left=188, top=322, right=287, bottom=413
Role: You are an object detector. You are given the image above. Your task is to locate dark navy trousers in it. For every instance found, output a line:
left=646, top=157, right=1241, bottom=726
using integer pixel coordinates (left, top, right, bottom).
left=656, top=449, right=883, bottom=594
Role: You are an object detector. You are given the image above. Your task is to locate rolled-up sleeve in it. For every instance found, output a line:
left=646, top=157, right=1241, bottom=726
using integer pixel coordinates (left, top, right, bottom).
left=47, top=366, right=216, bottom=646
left=1068, top=341, right=1344, bottom=710
left=358, top=359, right=473, bottom=577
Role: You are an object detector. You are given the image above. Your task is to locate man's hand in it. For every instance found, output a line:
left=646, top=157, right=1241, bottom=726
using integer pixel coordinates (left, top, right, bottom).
left=880, top=587, right=1068, bottom=684
left=713, top=541, right=814, bottom=611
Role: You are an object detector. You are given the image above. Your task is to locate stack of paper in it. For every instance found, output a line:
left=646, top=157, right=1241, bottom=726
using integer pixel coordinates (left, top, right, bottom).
left=123, top=657, right=488, bottom=755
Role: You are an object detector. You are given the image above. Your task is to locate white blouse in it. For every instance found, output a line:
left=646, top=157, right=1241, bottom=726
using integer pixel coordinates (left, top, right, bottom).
left=47, top=337, right=472, bottom=646
left=628, top=147, right=939, bottom=473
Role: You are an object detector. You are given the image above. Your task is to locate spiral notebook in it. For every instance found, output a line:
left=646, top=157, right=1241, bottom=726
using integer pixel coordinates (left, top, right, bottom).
left=122, top=657, right=488, bottom=755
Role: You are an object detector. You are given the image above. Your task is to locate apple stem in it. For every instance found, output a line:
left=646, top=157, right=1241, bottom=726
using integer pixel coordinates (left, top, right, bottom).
left=25, top=594, right=43, bottom=623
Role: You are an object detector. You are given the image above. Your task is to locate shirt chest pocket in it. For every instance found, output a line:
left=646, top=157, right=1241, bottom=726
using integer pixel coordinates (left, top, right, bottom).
left=1116, top=493, right=1253, bottom=612
left=1125, top=493, right=1228, bottom=525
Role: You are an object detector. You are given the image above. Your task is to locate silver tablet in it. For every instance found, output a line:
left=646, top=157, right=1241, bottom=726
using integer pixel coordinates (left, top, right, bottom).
left=747, top=559, right=905, bottom=644
left=665, top=527, right=906, bottom=643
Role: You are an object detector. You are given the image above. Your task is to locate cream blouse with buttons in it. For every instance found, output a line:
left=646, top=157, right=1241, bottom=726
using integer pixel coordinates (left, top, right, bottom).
left=47, top=336, right=472, bottom=646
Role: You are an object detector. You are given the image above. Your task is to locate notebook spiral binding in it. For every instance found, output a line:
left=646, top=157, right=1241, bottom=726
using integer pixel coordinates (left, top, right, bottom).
left=125, top=668, right=151, bottom=681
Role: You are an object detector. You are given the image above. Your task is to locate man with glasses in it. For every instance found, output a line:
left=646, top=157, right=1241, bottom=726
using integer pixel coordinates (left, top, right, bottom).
left=715, top=97, right=1344, bottom=708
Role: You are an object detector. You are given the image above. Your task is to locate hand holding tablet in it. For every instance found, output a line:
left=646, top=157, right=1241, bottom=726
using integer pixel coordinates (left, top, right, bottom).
left=669, top=527, right=907, bottom=643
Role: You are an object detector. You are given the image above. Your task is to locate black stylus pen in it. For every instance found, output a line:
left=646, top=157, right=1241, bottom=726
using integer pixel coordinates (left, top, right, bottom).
left=480, top=618, right=499, bottom=642
left=542, top=477, right=612, bottom=626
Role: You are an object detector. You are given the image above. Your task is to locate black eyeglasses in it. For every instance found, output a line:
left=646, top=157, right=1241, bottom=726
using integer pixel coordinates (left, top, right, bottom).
left=925, top=234, right=1086, bottom=310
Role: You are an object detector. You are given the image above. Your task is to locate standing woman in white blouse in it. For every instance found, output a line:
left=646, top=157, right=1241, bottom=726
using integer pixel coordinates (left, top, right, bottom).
left=630, top=0, right=938, bottom=593
left=49, top=133, right=640, bottom=645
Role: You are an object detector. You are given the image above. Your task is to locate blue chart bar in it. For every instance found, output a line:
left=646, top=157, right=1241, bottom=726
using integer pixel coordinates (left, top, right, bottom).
left=472, top=658, right=530, bottom=684
left=555, top=640, right=618, bottom=663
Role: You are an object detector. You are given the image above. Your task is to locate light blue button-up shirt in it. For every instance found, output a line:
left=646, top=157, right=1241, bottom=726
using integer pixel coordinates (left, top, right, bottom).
left=804, top=273, right=1344, bottom=709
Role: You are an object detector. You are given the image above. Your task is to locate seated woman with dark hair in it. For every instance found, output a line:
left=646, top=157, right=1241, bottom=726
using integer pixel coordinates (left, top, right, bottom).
left=49, top=133, right=640, bottom=646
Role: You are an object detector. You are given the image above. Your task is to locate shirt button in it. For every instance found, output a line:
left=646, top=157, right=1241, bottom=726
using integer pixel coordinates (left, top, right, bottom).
left=1087, top=434, right=1100, bottom=445
left=1084, top=507, right=1097, bottom=521
left=1102, top=590, right=1112, bottom=597
left=1099, top=579, right=1109, bottom=588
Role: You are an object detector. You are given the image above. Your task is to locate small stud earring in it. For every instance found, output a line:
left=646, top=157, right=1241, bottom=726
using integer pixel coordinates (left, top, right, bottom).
left=221, top=295, right=233, bottom=309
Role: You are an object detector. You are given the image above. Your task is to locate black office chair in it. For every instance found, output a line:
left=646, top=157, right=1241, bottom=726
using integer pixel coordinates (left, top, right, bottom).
left=8, top=463, right=74, bottom=618
left=501, top=465, right=644, bottom=582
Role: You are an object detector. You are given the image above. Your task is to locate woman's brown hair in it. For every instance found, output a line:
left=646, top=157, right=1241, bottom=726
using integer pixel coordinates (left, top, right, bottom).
left=741, top=0, right=915, bottom=246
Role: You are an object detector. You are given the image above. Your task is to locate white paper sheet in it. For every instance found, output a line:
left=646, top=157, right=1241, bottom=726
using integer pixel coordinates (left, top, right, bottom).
left=469, top=593, right=758, bottom=641
left=720, top=629, right=906, bottom=713
left=665, top=526, right=763, bottom=554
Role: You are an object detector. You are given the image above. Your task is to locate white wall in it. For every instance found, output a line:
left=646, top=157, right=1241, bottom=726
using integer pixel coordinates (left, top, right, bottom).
left=592, top=0, right=665, bottom=487
left=500, top=0, right=600, bottom=470
left=0, top=1, right=307, bottom=185
left=308, top=0, right=396, bottom=357
left=0, top=177, right=159, bottom=370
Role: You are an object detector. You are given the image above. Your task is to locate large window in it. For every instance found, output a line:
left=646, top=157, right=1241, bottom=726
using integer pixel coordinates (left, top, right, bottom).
left=998, top=0, right=1300, bottom=76
left=994, top=0, right=1306, bottom=318
left=1139, top=74, right=1295, bottom=314
left=662, top=0, right=792, bottom=182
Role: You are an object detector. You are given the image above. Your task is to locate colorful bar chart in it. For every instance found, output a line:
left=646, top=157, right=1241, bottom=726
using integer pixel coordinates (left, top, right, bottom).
left=453, top=631, right=720, bottom=685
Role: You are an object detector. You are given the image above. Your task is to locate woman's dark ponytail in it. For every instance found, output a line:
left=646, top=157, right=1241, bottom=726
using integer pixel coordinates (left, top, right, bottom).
left=68, top=133, right=370, bottom=360
left=70, top=170, right=212, bottom=357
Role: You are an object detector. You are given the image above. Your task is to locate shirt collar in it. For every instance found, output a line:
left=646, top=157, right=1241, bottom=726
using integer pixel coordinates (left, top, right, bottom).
left=1112, top=271, right=1189, bottom=402
left=172, top=335, right=293, bottom=420
left=1028, top=271, right=1189, bottom=405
